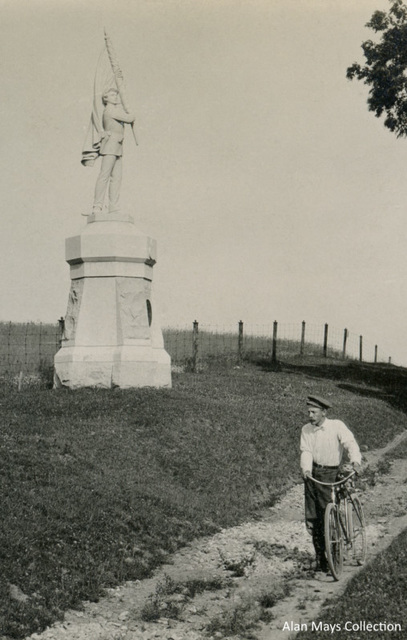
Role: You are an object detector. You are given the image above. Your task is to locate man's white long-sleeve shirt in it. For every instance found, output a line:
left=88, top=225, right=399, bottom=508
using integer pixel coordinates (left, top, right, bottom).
left=300, top=418, right=362, bottom=474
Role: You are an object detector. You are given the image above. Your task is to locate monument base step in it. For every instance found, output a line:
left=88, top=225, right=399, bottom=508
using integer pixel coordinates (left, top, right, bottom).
left=54, top=345, right=171, bottom=389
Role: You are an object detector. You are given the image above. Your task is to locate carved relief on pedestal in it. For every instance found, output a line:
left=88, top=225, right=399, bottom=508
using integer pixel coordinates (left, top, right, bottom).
left=64, top=280, right=85, bottom=341
left=116, top=278, right=150, bottom=341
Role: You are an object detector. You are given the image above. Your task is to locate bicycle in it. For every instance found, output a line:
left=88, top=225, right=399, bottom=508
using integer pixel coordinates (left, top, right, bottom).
left=309, top=471, right=367, bottom=580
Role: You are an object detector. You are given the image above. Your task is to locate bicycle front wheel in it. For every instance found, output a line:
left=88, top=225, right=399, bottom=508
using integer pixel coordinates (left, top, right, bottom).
left=325, top=503, right=343, bottom=580
left=347, top=495, right=367, bottom=565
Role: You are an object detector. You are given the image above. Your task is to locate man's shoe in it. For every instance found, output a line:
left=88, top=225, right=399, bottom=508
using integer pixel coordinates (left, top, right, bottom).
left=315, top=556, right=329, bottom=573
left=317, top=563, right=330, bottom=574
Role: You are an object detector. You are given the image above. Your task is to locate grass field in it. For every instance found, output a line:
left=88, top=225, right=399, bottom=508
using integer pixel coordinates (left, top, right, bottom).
left=1, top=357, right=407, bottom=638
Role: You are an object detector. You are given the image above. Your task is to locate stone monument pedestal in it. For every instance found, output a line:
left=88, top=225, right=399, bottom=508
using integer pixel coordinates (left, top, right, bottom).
left=54, top=214, right=171, bottom=389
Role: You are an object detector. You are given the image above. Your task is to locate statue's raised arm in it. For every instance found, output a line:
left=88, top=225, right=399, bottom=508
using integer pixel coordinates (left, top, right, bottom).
left=81, top=31, right=137, bottom=218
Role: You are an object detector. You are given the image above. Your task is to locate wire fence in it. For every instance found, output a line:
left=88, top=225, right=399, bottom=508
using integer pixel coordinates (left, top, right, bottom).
left=0, top=320, right=392, bottom=384
left=0, top=322, right=62, bottom=381
left=163, top=321, right=391, bottom=370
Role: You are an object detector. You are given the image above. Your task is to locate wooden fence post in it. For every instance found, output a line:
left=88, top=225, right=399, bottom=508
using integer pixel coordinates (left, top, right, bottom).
left=300, top=320, right=306, bottom=356
left=342, top=328, right=348, bottom=360
left=359, top=335, right=363, bottom=362
left=58, top=317, right=65, bottom=349
left=272, top=321, right=278, bottom=364
left=238, top=320, right=243, bottom=364
left=374, top=345, right=378, bottom=364
left=7, top=321, right=11, bottom=369
left=24, top=323, right=28, bottom=372
left=192, top=320, right=199, bottom=372
left=323, top=323, right=328, bottom=358
left=39, top=322, right=42, bottom=364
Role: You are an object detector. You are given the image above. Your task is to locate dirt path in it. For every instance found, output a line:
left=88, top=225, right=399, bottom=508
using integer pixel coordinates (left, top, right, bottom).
left=26, top=433, right=407, bottom=640
left=257, top=432, right=407, bottom=639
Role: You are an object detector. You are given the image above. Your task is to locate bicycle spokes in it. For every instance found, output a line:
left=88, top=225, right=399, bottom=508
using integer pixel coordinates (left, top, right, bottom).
left=347, top=496, right=367, bottom=565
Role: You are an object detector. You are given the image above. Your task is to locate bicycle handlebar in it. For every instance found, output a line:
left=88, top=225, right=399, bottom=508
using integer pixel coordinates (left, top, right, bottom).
left=307, top=471, right=355, bottom=487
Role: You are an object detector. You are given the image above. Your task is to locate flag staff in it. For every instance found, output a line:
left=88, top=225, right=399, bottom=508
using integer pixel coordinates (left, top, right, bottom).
left=104, top=29, right=138, bottom=146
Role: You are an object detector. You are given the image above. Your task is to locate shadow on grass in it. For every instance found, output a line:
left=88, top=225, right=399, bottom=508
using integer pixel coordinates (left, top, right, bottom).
left=253, top=354, right=407, bottom=416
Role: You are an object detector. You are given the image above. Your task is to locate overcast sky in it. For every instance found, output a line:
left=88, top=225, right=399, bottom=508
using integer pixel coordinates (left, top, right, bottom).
left=2, top=0, right=407, bottom=364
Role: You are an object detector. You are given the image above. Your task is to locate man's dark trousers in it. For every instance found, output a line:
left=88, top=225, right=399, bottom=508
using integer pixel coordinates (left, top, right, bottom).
left=304, top=465, right=338, bottom=567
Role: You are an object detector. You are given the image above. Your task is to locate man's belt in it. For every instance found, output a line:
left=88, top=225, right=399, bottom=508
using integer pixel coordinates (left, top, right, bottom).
left=313, top=463, right=338, bottom=469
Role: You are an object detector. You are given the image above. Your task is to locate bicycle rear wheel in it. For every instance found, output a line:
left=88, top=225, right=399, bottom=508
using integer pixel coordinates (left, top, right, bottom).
left=347, top=495, right=367, bottom=565
left=324, top=503, right=343, bottom=580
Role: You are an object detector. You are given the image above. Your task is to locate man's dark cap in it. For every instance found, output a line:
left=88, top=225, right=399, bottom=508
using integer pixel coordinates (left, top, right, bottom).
left=306, top=395, right=331, bottom=410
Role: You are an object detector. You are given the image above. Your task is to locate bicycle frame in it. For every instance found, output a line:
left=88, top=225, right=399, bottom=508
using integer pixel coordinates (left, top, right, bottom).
left=310, top=472, right=355, bottom=539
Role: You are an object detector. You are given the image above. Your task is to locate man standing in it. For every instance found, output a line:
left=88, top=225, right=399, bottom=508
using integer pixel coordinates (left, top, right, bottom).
left=300, top=395, right=362, bottom=572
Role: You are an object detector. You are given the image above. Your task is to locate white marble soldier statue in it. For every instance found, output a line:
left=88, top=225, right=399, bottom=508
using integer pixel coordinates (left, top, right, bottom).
left=90, top=88, right=135, bottom=215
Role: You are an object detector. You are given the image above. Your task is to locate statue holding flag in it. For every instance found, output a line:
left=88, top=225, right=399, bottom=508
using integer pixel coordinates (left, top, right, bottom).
left=55, top=29, right=172, bottom=390
left=89, top=87, right=135, bottom=215
left=81, top=31, right=137, bottom=216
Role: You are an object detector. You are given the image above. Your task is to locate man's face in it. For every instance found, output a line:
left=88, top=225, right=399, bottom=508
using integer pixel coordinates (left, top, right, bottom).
left=307, top=406, right=326, bottom=426
left=105, top=90, right=119, bottom=105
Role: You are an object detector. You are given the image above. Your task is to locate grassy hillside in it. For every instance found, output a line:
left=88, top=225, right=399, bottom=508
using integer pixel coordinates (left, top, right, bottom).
left=1, top=358, right=407, bottom=638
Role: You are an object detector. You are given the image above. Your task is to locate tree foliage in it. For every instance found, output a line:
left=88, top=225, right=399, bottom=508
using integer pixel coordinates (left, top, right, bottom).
left=347, top=0, right=407, bottom=137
